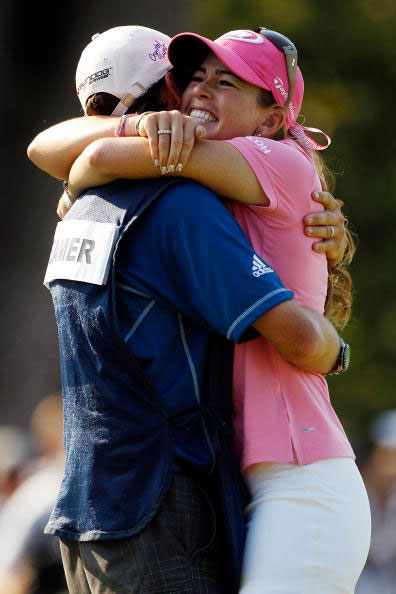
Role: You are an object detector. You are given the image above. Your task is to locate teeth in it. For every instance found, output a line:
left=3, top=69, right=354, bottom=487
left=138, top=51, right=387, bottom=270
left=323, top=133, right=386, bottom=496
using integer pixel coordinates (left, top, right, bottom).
left=190, top=109, right=217, bottom=122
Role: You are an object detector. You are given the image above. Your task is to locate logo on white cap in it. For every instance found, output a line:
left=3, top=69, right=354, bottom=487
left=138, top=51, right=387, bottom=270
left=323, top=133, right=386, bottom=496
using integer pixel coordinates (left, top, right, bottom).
left=222, top=30, right=264, bottom=44
left=149, top=40, right=168, bottom=62
left=77, top=68, right=113, bottom=95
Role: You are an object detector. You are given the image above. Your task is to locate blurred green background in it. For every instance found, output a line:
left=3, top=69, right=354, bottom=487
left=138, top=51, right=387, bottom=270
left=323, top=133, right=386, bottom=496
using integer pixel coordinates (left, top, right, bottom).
left=2, top=0, right=395, bottom=459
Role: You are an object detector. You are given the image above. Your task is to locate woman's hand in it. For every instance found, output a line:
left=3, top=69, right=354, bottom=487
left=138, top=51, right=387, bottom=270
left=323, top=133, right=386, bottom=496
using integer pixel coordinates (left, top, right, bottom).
left=304, top=191, right=348, bottom=267
left=135, top=110, right=206, bottom=174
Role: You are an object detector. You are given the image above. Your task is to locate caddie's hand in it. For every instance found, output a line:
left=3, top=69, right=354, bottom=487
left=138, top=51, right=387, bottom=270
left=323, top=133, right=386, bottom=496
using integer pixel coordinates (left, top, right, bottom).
left=137, top=110, right=206, bottom=174
left=57, top=191, right=73, bottom=219
left=304, top=190, right=347, bottom=267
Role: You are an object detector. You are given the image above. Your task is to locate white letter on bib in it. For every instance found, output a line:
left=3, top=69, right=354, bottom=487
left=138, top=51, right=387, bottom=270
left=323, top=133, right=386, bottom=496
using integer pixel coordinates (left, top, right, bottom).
left=44, top=220, right=119, bottom=287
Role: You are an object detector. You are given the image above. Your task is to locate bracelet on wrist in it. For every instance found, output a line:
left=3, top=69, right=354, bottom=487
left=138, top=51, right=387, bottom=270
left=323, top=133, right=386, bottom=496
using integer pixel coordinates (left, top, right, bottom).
left=114, top=114, right=132, bottom=137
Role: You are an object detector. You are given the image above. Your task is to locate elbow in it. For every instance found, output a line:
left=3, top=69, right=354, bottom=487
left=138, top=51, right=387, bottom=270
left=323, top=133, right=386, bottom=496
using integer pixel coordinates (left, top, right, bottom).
left=82, top=139, right=112, bottom=175
left=294, top=334, right=323, bottom=363
left=27, top=137, right=64, bottom=179
left=26, top=139, right=36, bottom=162
left=288, top=318, right=335, bottom=373
left=27, top=137, right=43, bottom=168
left=255, top=300, right=339, bottom=374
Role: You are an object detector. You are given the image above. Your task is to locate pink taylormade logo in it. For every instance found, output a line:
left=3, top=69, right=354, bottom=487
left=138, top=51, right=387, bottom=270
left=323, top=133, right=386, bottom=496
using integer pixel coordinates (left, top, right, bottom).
left=221, top=30, right=264, bottom=44
left=274, top=77, right=295, bottom=120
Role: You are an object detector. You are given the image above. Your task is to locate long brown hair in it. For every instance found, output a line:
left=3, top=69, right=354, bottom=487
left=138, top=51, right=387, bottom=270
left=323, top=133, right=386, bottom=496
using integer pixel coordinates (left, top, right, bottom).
left=258, top=88, right=356, bottom=329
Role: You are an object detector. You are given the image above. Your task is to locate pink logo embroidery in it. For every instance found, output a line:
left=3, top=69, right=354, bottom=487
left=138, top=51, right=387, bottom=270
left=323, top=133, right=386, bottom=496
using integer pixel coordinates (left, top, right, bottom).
left=220, top=30, right=264, bottom=44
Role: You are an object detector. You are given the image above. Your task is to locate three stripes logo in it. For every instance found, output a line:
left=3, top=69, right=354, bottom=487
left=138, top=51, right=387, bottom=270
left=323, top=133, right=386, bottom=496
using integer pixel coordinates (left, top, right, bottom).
left=252, top=254, right=273, bottom=277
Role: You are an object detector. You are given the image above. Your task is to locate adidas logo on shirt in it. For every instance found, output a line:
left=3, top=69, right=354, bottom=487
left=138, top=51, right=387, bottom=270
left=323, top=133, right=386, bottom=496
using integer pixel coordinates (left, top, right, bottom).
left=252, top=254, right=273, bottom=277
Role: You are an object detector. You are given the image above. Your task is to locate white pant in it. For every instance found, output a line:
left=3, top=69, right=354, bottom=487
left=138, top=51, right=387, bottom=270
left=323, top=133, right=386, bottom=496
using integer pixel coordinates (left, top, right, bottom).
left=239, top=458, right=371, bottom=594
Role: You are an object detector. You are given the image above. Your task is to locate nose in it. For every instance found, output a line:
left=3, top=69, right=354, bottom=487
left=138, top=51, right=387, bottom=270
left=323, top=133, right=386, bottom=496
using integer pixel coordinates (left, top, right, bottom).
left=192, top=77, right=213, bottom=99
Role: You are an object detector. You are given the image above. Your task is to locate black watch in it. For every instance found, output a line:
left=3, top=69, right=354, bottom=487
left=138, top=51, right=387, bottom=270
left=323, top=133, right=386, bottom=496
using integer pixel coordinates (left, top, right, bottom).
left=327, top=338, right=350, bottom=375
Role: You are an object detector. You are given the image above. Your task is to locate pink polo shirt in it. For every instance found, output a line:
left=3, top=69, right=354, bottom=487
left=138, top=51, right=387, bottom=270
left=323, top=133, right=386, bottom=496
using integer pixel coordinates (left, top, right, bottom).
left=226, top=136, right=354, bottom=469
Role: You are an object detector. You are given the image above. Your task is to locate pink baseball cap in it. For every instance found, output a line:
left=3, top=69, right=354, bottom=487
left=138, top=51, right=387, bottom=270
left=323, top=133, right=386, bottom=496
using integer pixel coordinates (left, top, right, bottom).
left=168, top=29, right=304, bottom=130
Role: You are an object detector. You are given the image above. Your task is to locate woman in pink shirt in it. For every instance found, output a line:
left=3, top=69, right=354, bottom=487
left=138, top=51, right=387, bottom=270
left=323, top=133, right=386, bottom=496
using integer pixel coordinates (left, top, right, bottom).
left=31, top=27, right=370, bottom=593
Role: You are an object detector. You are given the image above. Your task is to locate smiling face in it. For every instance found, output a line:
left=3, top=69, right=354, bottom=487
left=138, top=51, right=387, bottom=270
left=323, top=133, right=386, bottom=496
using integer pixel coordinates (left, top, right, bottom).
left=180, top=52, right=273, bottom=141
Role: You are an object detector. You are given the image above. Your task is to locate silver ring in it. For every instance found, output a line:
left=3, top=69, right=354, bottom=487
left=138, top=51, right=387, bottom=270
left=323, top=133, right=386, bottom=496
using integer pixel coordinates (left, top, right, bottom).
left=157, top=129, right=172, bottom=135
left=328, top=225, right=336, bottom=239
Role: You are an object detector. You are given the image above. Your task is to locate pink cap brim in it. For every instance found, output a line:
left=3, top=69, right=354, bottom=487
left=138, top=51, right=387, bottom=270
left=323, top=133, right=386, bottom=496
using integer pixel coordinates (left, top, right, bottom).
left=168, top=32, right=272, bottom=92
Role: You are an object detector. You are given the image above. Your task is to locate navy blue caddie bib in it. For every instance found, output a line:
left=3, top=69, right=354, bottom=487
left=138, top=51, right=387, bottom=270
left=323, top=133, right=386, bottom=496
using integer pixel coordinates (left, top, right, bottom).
left=45, top=178, right=247, bottom=591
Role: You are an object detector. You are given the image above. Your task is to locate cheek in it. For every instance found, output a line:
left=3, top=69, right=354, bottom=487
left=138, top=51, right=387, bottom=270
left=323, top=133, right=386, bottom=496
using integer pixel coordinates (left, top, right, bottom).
left=223, top=96, right=255, bottom=120
left=221, top=104, right=257, bottom=132
left=180, top=98, right=188, bottom=113
left=180, top=87, right=193, bottom=113
left=180, top=83, right=194, bottom=111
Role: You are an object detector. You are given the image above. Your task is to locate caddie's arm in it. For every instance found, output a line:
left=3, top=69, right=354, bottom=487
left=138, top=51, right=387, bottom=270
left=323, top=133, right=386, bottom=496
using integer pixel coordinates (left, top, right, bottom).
left=27, top=115, right=140, bottom=180
left=253, top=301, right=340, bottom=375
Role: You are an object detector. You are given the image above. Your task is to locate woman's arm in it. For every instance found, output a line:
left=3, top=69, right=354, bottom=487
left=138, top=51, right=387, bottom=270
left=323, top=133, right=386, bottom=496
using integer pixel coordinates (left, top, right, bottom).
left=67, top=135, right=269, bottom=204
left=138, top=112, right=352, bottom=267
left=26, top=111, right=201, bottom=181
left=27, top=115, right=136, bottom=180
left=36, top=111, right=349, bottom=267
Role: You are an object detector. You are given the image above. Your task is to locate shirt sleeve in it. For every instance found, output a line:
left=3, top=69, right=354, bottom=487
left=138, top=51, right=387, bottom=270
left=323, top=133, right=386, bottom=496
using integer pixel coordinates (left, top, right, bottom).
left=226, top=137, right=319, bottom=216
left=117, top=181, right=294, bottom=343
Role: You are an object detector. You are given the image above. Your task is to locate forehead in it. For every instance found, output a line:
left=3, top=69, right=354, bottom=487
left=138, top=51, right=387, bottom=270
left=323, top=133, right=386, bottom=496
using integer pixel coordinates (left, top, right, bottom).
left=199, top=52, right=227, bottom=70
left=196, top=51, right=260, bottom=96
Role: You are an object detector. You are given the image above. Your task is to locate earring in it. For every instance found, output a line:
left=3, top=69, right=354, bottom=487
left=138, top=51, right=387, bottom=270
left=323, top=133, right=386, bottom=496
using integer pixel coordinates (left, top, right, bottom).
left=256, top=130, right=263, bottom=137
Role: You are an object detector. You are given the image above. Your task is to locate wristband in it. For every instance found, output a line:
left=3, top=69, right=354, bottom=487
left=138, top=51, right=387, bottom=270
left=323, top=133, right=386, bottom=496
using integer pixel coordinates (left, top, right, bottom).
left=114, top=114, right=132, bottom=137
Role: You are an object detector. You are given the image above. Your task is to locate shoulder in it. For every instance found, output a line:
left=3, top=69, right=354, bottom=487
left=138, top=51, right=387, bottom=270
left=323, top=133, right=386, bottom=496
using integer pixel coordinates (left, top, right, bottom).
left=126, top=179, right=243, bottom=255
left=278, top=138, right=316, bottom=165
left=224, top=137, right=317, bottom=211
left=136, top=180, right=253, bottom=258
left=228, top=136, right=313, bottom=165
left=226, top=136, right=316, bottom=185
left=160, top=179, right=222, bottom=204
left=149, top=179, right=233, bottom=224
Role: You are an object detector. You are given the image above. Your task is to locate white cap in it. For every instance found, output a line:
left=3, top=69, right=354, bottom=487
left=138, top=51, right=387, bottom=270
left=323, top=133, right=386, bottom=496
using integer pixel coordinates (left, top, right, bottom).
left=76, top=26, right=172, bottom=116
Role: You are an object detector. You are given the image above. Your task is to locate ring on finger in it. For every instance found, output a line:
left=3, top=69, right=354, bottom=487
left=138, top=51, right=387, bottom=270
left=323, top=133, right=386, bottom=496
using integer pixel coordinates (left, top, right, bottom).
left=328, top=225, right=336, bottom=239
left=157, top=129, right=172, bottom=135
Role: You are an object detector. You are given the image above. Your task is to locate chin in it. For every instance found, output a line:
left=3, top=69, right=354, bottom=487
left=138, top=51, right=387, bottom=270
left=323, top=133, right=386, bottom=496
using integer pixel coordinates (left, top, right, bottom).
left=202, top=128, right=220, bottom=140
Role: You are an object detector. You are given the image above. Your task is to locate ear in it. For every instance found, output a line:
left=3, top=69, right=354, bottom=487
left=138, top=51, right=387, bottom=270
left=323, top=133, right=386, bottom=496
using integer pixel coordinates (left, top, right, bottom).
left=255, top=106, right=286, bottom=138
left=163, top=71, right=182, bottom=109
